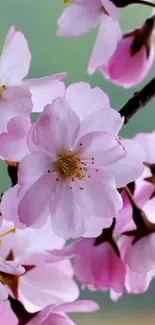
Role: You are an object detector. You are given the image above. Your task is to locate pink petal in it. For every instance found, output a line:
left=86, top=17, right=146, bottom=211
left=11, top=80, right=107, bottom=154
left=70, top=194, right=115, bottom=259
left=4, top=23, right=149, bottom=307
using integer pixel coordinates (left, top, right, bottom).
left=143, top=197, right=155, bottom=224
left=54, top=300, right=99, bottom=313
left=33, top=98, right=80, bottom=156
left=83, top=216, right=112, bottom=238
left=101, top=0, right=119, bottom=21
left=124, top=233, right=155, bottom=274
left=18, top=174, right=53, bottom=227
left=0, top=260, right=25, bottom=275
left=105, top=139, right=146, bottom=188
left=79, top=170, right=123, bottom=219
left=0, top=86, right=32, bottom=133
left=88, top=15, right=121, bottom=74
left=91, top=243, right=125, bottom=293
left=76, top=131, right=126, bottom=166
left=101, top=36, right=155, bottom=88
left=114, top=192, right=135, bottom=236
left=79, top=108, right=124, bottom=137
left=18, top=153, right=52, bottom=186
left=23, top=74, right=66, bottom=113
left=0, top=27, right=31, bottom=85
left=27, top=309, right=75, bottom=325
left=1, top=184, right=21, bottom=225
left=0, top=301, right=18, bottom=323
left=20, top=258, right=79, bottom=313
left=135, top=131, right=155, bottom=163
left=57, top=5, right=101, bottom=36
left=66, top=82, right=110, bottom=120
left=50, top=171, right=122, bottom=238
left=126, top=268, right=155, bottom=294
left=0, top=116, right=30, bottom=161
left=50, top=181, right=88, bottom=239
left=0, top=283, right=8, bottom=302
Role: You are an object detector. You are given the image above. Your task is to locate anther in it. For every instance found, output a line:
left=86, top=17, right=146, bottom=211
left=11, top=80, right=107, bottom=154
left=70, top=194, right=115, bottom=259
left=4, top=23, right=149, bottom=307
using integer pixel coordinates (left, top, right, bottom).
left=0, top=228, right=17, bottom=239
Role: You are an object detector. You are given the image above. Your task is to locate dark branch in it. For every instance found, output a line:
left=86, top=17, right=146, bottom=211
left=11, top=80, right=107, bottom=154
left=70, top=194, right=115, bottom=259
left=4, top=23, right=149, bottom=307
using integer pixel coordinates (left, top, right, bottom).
left=119, top=76, right=155, bottom=124
left=111, top=0, right=155, bottom=8
left=7, top=165, right=18, bottom=187
left=9, top=296, right=37, bottom=325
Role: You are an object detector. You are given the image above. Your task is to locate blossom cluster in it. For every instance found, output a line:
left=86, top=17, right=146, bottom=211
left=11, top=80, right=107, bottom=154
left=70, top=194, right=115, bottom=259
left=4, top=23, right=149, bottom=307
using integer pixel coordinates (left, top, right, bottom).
left=0, top=0, right=155, bottom=324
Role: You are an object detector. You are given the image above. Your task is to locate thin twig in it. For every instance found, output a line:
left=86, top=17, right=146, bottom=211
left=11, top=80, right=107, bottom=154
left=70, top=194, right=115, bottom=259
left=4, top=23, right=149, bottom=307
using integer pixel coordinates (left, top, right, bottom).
left=119, top=76, right=155, bottom=124
left=113, top=0, right=155, bottom=8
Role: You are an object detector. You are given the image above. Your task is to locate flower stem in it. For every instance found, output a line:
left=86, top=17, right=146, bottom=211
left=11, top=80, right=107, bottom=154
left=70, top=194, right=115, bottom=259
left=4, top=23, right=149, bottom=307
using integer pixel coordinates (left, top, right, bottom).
left=119, top=76, right=155, bottom=124
left=113, top=0, right=155, bottom=8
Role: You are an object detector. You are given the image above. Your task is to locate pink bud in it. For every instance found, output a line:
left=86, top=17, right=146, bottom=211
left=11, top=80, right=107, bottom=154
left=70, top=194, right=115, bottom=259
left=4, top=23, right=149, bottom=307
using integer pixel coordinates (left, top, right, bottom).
left=100, top=15, right=155, bottom=88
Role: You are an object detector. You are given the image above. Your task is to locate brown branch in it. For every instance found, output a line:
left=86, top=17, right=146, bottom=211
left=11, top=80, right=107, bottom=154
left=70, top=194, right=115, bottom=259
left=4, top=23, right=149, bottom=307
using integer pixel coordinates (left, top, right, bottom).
left=119, top=76, right=155, bottom=124
left=111, top=0, right=155, bottom=8
left=9, top=296, right=37, bottom=325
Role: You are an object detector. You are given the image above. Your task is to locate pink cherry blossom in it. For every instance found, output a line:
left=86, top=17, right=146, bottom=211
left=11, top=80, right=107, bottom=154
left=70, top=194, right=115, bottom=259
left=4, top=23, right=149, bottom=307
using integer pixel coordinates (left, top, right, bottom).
left=27, top=300, right=99, bottom=325
left=0, top=26, right=66, bottom=116
left=57, top=0, right=121, bottom=74
left=0, top=301, right=18, bottom=324
left=0, top=220, right=79, bottom=312
left=16, top=97, right=127, bottom=238
left=100, top=15, right=155, bottom=88
left=47, top=234, right=126, bottom=300
left=1, top=89, right=146, bottom=238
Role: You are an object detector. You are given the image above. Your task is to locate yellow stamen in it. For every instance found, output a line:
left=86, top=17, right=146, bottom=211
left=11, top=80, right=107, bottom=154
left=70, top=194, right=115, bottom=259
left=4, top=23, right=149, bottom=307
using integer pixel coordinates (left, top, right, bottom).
left=0, top=85, right=7, bottom=99
left=64, top=0, right=72, bottom=4
left=0, top=228, right=17, bottom=239
left=56, top=152, right=84, bottom=180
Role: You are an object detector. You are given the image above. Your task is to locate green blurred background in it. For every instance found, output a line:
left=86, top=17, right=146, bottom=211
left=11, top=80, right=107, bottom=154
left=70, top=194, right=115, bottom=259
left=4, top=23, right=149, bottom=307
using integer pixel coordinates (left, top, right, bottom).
left=0, top=0, right=155, bottom=323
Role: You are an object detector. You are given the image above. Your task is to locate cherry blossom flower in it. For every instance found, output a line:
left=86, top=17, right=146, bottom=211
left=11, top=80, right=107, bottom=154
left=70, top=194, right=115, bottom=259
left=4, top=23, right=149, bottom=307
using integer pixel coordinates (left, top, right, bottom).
left=0, top=220, right=79, bottom=312
left=100, top=15, right=155, bottom=88
left=15, top=97, right=126, bottom=238
left=0, top=301, right=18, bottom=324
left=47, top=220, right=126, bottom=301
left=57, top=0, right=121, bottom=74
left=1, top=88, right=146, bottom=238
left=27, top=300, right=99, bottom=325
left=0, top=26, right=66, bottom=118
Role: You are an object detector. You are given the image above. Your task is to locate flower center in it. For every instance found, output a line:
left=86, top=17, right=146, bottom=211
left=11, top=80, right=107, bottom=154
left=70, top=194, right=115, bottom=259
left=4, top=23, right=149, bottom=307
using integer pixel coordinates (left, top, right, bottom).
left=55, top=151, right=84, bottom=180
left=0, top=85, right=7, bottom=99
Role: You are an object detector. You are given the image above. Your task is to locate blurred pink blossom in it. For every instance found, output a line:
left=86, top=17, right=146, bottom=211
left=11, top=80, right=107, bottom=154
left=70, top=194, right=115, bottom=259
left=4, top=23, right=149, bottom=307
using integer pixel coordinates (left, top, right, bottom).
left=100, top=15, right=155, bottom=88
left=0, top=220, right=79, bottom=312
left=57, top=0, right=121, bottom=74
left=0, top=26, right=66, bottom=117
left=47, top=228, right=126, bottom=301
